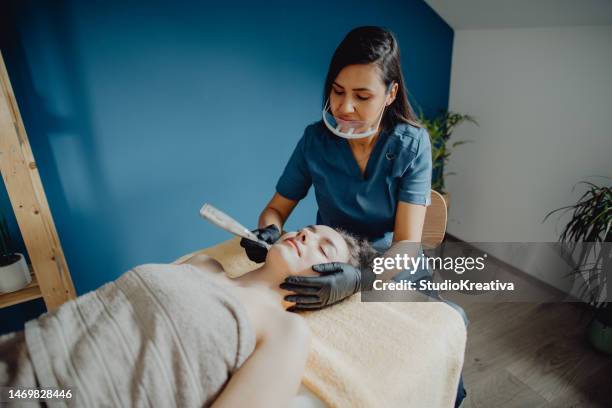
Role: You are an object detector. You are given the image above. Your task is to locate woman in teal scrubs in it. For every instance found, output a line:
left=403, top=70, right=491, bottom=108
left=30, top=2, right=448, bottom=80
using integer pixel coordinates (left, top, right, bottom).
left=242, top=25, right=432, bottom=305
left=242, top=26, right=467, bottom=406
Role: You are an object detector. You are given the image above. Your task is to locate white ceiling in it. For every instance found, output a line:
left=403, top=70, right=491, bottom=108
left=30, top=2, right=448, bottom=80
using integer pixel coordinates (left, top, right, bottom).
left=424, top=0, right=612, bottom=29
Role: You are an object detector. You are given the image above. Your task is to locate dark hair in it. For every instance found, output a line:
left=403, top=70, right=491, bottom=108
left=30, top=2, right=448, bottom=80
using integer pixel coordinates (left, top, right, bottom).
left=323, top=26, right=421, bottom=132
left=336, top=229, right=380, bottom=270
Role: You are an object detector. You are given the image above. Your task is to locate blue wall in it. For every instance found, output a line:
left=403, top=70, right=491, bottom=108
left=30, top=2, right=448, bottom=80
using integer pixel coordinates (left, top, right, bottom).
left=0, top=0, right=453, bottom=333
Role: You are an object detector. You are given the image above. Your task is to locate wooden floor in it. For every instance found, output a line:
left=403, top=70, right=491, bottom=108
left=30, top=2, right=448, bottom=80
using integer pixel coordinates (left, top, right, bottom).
left=440, top=241, right=612, bottom=407
left=453, top=302, right=612, bottom=407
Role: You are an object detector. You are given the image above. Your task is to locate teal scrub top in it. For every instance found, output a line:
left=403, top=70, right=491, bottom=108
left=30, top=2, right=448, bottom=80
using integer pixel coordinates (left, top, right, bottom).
left=276, top=120, right=432, bottom=250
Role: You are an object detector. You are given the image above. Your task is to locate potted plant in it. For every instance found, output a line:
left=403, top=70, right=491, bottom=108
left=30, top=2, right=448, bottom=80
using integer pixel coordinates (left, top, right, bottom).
left=418, top=110, right=478, bottom=207
left=0, top=212, right=31, bottom=293
left=543, top=180, right=612, bottom=354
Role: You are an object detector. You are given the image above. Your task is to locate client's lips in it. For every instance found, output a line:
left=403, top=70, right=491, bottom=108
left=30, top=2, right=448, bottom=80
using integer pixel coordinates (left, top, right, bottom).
left=285, top=238, right=301, bottom=256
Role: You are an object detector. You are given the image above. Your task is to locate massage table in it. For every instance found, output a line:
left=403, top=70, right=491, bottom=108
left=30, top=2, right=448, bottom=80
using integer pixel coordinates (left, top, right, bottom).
left=174, top=238, right=467, bottom=408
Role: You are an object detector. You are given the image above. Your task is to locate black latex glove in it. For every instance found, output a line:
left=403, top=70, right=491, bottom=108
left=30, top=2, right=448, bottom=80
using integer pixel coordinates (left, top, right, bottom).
left=239, top=224, right=281, bottom=263
left=280, top=262, right=361, bottom=311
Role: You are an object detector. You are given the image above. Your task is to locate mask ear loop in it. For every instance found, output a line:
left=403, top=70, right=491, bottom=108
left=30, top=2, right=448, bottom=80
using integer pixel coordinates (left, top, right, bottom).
left=384, top=81, right=395, bottom=106
left=370, top=81, right=396, bottom=132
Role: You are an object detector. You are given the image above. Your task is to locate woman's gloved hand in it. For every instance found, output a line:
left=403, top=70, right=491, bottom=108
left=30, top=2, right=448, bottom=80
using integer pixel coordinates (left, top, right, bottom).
left=280, top=262, right=361, bottom=310
left=239, top=224, right=281, bottom=263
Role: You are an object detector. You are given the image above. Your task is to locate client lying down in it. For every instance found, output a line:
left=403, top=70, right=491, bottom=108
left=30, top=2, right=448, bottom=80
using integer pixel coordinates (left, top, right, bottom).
left=0, top=225, right=373, bottom=407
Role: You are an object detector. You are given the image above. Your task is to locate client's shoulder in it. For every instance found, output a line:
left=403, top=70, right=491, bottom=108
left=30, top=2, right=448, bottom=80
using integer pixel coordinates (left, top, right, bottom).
left=266, top=310, right=310, bottom=340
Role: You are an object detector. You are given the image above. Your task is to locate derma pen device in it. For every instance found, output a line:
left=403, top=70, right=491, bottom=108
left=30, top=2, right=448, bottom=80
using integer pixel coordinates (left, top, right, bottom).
left=199, top=203, right=271, bottom=249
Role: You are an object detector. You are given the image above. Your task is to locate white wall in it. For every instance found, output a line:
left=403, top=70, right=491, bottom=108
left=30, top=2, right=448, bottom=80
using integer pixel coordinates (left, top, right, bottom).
left=446, top=25, right=612, bottom=290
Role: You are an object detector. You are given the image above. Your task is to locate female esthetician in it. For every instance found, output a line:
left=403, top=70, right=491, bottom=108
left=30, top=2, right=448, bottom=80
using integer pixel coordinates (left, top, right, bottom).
left=242, top=26, right=467, bottom=406
left=242, top=25, right=431, bottom=308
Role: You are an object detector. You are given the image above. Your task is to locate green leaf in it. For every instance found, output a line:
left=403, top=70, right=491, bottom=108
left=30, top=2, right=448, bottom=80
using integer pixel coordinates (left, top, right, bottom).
left=420, top=109, right=478, bottom=191
left=451, top=140, right=473, bottom=148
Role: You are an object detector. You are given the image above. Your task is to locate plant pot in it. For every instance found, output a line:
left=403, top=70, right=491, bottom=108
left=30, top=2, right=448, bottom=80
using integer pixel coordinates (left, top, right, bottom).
left=588, top=318, right=612, bottom=355
left=0, top=253, right=31, bottom=293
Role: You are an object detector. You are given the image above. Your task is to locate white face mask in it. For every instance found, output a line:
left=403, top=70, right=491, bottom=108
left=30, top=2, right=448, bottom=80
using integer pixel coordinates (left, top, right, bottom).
left=322, top=83, right=393, bottom=139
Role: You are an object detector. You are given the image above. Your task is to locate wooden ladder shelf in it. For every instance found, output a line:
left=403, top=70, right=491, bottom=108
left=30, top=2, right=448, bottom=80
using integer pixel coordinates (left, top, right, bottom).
left=0, top=50, right=76, bottom=311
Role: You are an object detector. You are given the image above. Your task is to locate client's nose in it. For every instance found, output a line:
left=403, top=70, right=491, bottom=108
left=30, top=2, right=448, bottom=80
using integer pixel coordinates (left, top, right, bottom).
left=297, top=228, right=311, bottom=243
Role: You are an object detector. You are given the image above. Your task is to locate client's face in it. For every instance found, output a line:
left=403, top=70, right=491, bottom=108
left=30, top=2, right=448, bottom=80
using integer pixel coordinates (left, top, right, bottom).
left=265, top=225, right=350, bottom=276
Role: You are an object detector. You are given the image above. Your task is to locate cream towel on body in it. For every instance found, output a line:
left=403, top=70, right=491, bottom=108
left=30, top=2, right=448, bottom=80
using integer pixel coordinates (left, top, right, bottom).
left=176, top=237, right=467, bottom=408
left=23, top=263, right=256, bottom=408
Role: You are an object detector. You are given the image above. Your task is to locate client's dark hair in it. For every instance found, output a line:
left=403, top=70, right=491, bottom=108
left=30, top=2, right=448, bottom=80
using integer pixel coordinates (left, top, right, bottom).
left=335, top=229, right=380, bottom=270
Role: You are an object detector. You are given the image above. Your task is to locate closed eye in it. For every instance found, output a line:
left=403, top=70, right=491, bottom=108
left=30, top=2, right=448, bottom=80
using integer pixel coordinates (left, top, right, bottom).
left=319, top=246, right=327, bottom=258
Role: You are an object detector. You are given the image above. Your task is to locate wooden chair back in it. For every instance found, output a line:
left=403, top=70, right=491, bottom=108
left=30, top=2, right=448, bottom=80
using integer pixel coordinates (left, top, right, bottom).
left=421, top=190, right=448, bottom=248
